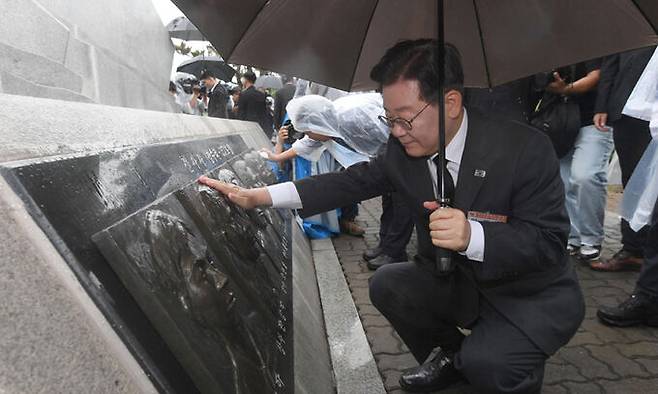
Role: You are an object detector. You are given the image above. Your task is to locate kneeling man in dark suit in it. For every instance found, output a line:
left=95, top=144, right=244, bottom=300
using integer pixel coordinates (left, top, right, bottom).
left=199, top=39, right=585, bottom=393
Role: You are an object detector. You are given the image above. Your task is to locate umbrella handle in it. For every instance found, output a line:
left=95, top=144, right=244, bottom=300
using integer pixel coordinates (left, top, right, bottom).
left=434, top=197, right=454, bottom=276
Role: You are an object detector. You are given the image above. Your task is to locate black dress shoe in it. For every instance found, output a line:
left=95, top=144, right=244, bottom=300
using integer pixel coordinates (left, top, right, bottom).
left=399, top=347, right=463, bottom=392
left=598, top=293, right=658, bottom=327
left=366, top=254, right=407, bottom=270
left=363, top=246, right=383, bottom=262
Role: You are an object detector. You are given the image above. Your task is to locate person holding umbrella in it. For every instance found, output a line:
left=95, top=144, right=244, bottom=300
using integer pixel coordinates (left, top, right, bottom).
left=199, top=40, right=583, bottom=393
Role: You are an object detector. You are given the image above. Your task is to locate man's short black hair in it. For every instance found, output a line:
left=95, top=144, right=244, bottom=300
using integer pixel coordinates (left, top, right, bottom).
left=242, top=71, right=257, bottom=83
left=370, top=39, right=464, bottom=103
left=199, top=70, right=215, bottom=80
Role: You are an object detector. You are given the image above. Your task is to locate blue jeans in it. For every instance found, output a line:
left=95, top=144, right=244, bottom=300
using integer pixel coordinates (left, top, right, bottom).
left=560, top=125, right=614, bottom=246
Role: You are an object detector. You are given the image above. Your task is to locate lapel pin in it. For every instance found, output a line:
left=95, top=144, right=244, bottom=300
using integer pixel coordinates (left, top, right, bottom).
left=474, top=169, right=486, bottom=178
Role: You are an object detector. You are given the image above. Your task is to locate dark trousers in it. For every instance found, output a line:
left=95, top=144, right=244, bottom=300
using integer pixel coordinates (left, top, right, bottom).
left=378, top=192, right=414, bottom=258
left=612, top=115, right=652, bottom=254
left=340, top=204, right=358, bottom=222
left=637, top=197, right=658, bottom=298
left=369, top=262, right=547, bottom=393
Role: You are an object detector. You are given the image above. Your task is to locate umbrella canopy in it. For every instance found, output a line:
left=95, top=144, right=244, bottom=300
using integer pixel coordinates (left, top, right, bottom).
left=176, top=55, right=236, bottom=81
left=255, top=74, right=283, bottom=90
left=171, top=0, right=657, bottom=91
left=166, top=15, right=205, bottom=41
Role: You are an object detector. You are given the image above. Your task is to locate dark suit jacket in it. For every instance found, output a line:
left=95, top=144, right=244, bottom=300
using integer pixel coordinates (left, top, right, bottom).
left=274, top=84, right=296, bottom=129
left=465, top=78, right=532, bottom=123
left=294, top=108, right=584, bottom=355
left=237, top=86, right=270, bottom=136
left=594, top=46, right=656, bottom=123
left=207, top=83, right=228, bottom=118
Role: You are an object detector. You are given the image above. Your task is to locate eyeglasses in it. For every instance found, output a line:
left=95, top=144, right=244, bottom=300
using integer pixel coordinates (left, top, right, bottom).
left=378, top=102, right=431, bottom=131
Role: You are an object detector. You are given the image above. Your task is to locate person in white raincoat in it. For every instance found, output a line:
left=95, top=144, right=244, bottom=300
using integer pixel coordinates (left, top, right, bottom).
left=597, top=47, right=658, bottom=328
left=334, top=93, right=416, bottom=269
left=262, top=95, right=370, bottom=236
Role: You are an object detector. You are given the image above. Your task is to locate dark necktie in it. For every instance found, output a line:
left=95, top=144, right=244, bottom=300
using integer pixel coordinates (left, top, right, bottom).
left=432, top=156, right=478, bottom=326
left=433, top=155, right=455, bottom=201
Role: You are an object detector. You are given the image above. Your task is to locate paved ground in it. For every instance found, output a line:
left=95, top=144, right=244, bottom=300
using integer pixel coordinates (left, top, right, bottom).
left=332, top=192, right=658, bottom=393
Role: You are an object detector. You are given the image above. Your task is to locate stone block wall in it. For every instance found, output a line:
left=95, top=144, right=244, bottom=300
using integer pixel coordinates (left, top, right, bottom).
left=0, top=0, right=176, bottom=112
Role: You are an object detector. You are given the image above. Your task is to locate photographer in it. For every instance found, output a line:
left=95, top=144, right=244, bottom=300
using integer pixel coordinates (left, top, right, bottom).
left=188, top=85, right=206, bottom=116
left=173, top=72, right=205, bottom=116
left=262, top=95, right=369, bottom=168
left=261, top=95, right=369, bottom=236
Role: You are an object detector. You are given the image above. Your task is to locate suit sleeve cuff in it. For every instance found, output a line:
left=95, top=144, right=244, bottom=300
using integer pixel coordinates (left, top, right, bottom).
left=266, top=182, right=303, bottom=209
left=459, top=220, right=485, bottom=262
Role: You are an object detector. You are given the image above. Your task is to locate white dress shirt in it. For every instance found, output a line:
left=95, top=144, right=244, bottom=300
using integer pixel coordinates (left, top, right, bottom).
left=267, top=109, right=485, bottom=262
left=426, top=110, right=485, bottom=262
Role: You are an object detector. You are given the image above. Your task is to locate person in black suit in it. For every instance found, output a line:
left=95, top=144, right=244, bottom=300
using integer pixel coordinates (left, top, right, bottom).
left=590, top=46, right=656, bottom=272
left=237, top=71, right=272, bottom=139
left=273, top=75, right=297, bottom=129
left=364, top=142, right=415, bottom=269
left=199, top=40, right=584, bottom=393
left=598, top=196, right=658, bottom=327
left=200, top=71, right=228, bottom=118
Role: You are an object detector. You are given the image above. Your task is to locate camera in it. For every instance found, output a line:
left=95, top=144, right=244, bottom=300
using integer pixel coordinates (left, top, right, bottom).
left=533, top=71, right=554, bottom=90
left=534, top=66, right=573, bottom=90
left=283, top=120, right=304, bottom=145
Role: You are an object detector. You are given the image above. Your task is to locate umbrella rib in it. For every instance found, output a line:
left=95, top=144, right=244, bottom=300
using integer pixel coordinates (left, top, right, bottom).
left=631, top=0, right=658, bottom=33
left=348, top=0, right=381, bottom=90
left=226, top=1, right=272, bottom=61
left=472, top=0, right=493, bottom=87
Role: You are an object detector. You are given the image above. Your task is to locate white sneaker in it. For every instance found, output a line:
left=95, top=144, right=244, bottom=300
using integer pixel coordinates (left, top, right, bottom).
left=579, top=245, right=601, bottom=261
left=567, top=244, right=580, bottom=256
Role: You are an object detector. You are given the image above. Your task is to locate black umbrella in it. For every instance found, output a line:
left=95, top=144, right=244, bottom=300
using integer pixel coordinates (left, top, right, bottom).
left=171, top=0, right=657, bottom=90
left=173, top=0, right=658, bottom=272
left=166, top=15, right=205, bottom=41
left=255, top=74, right=283, bottom=90
left=176, top=55, right=236, bottom=82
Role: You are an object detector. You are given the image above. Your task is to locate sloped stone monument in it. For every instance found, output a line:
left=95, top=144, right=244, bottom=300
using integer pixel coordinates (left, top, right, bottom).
left=0, top=93, right=335, bottom=393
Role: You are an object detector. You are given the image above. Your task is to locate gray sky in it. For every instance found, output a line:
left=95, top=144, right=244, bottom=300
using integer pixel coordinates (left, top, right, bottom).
left=151, top=0, right=183, bottom=25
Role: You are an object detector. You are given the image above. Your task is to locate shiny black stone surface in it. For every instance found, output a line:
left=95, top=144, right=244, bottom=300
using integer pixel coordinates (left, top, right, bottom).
left=94, top=188, right=292, bottom=393
left=1, top=136, right=293, bottom=393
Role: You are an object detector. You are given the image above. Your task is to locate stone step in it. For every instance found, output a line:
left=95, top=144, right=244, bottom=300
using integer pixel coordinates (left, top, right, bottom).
left=0, top=42, right=84, bottom=94
left=0, top=70, right=94, bottom=104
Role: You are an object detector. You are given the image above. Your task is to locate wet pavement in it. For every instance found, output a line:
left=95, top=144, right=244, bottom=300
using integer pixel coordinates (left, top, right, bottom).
left=332, top=193, right=658, bottom=393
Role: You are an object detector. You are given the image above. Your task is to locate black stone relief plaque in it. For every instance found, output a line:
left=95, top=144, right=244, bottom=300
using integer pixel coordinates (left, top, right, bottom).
left=92, top=194, right=290, bottom=394
left=228, top=151, right=292, bottom=238
left=176, top=173, right=283, bottom=319
left=178, top=179, right=293, bottom=390
left=231, top=150, right=279, bottom=187
left=0, top=135, right=289, bottom=393
left=176, top=166, right=294, bottom=387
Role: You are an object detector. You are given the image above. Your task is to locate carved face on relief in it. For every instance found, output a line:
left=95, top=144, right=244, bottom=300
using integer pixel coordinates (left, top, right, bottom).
left=145, top=209, right=236, bottom=328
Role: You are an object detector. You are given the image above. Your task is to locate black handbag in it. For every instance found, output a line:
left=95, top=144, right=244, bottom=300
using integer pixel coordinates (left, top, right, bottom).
left=530, top=66, right=581, bottom=158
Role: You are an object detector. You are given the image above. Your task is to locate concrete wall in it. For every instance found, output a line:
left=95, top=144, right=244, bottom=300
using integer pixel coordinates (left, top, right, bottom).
left=0, top=0, right=176, bottom=112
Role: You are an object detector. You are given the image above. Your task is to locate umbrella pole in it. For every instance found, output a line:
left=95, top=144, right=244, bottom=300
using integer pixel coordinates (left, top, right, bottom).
left=435, top=0, right=454, bottom=275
